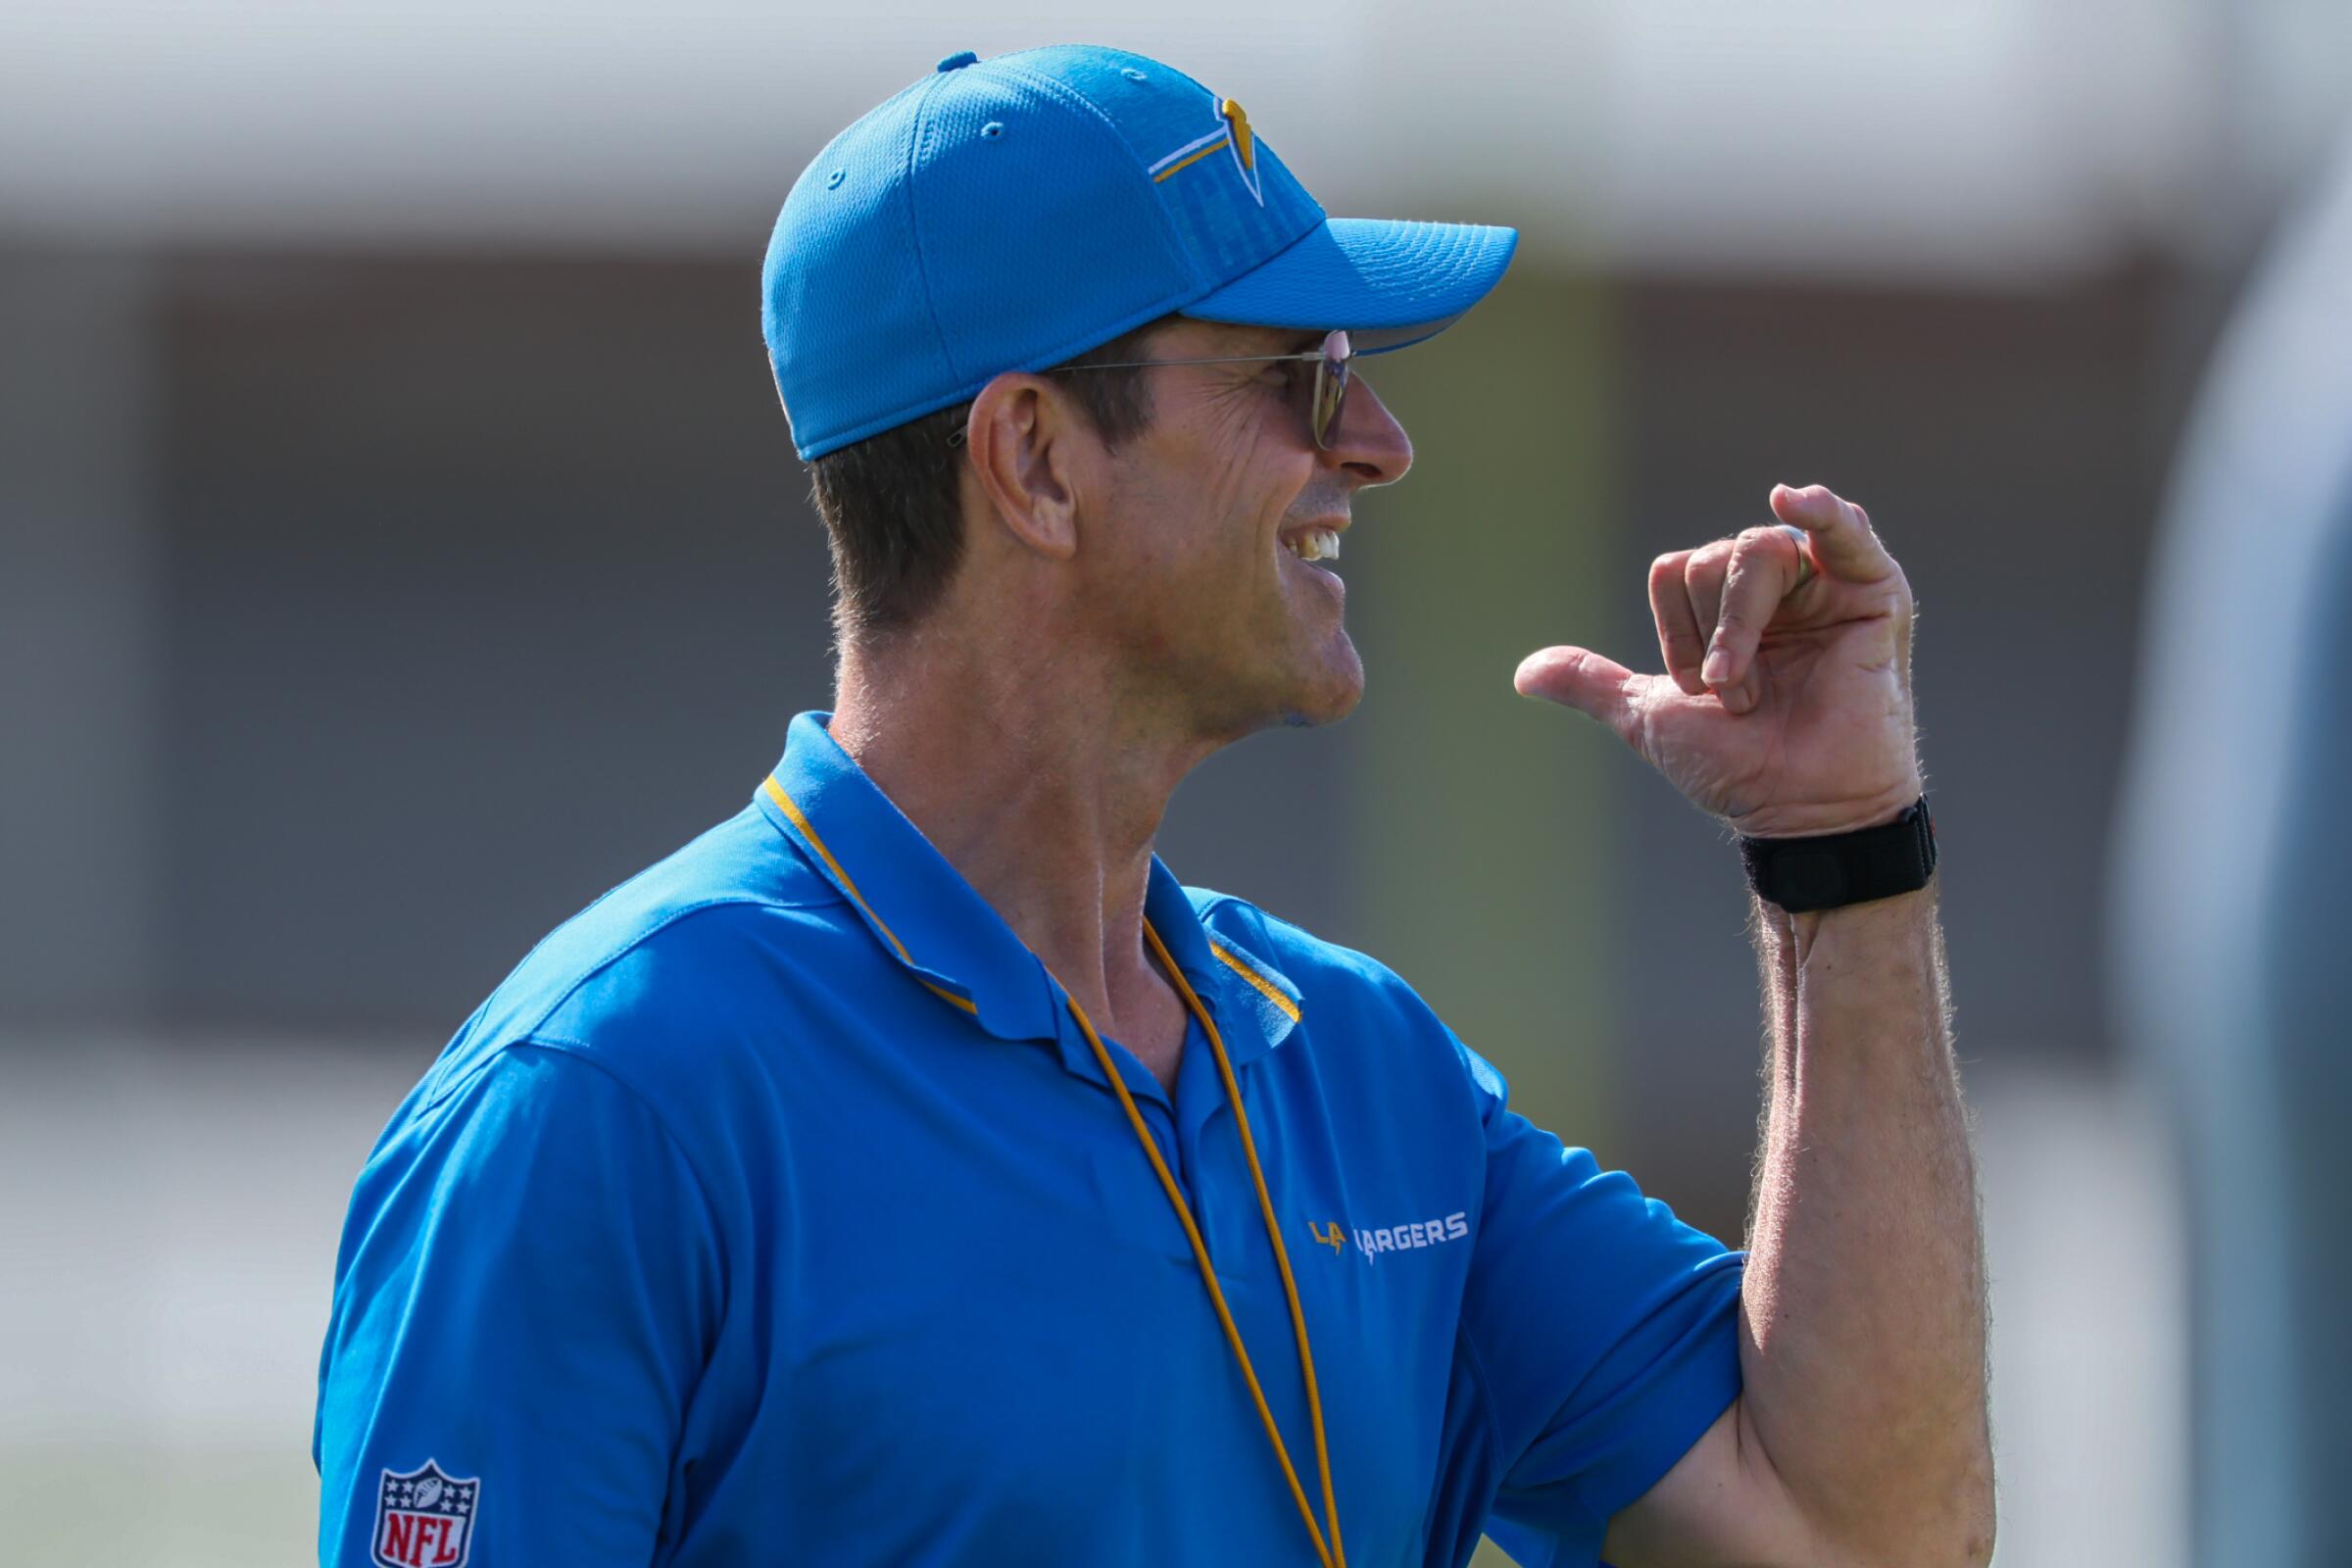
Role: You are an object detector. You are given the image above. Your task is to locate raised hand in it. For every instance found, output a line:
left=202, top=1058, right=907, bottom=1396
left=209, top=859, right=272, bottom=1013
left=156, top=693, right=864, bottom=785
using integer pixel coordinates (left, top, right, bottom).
left=1513, top=484, right=1923, bottom=839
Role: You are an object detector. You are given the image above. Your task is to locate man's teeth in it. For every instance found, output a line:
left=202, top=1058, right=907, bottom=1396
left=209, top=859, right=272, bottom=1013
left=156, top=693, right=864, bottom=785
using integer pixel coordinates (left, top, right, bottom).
left=1285, top=528, right=1342, bottom=564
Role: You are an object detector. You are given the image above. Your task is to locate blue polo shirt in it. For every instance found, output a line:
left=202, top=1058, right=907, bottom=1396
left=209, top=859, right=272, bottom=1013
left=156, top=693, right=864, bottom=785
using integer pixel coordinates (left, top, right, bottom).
left=316, top=711, right=1743, bottom=1567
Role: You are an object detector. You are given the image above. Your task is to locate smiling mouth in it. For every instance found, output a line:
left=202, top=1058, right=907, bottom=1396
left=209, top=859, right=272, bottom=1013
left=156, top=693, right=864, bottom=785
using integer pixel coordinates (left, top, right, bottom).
left=1282, top=526, right=1343, bottom=564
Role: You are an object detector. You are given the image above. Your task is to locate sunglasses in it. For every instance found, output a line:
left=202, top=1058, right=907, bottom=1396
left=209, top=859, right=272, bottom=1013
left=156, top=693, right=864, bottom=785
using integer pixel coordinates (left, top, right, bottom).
left=1057, top=328, right=1354, bottom=450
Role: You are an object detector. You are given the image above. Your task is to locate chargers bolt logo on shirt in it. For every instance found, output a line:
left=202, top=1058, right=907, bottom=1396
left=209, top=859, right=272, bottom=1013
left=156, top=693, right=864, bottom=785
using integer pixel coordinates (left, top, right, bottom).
left=1148, top=94, right=1265, bottom=206
left=372, top=1460, right=479, bottom=1567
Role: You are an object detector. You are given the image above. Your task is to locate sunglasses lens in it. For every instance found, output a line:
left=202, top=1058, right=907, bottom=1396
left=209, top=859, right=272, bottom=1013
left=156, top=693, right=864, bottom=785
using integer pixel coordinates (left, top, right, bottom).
left=1310, top=330, right=1351, bottom=449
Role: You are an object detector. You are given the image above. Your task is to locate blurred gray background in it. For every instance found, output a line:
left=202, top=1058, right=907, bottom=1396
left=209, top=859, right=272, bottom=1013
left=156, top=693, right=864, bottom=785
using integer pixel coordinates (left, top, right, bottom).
left=5, top=2, right=2348, bottom=1562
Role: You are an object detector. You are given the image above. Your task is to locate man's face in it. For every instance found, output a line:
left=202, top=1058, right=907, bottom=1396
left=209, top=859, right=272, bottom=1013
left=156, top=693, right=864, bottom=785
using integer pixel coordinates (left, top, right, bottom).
left=1076, top=319, right=1414, bottom=740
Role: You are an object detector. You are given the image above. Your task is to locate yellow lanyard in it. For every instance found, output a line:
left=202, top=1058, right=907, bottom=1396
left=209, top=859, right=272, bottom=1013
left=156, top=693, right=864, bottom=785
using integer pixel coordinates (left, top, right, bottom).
left=762, top=776, right=1343, bottom=1564
left=1064, top=922, right=1344, bottom=1568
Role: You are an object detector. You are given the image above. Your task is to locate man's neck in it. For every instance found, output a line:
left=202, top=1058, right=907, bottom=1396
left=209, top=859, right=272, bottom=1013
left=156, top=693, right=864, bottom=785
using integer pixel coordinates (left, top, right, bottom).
left=827, top=628, right=1206, bottom=1075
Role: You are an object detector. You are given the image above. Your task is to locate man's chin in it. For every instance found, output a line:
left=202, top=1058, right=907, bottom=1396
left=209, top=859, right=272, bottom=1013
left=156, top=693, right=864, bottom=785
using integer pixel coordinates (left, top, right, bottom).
left=1188, top=637, right=1364, bottom=738
left=1277, top=653, right=1366, bottom=729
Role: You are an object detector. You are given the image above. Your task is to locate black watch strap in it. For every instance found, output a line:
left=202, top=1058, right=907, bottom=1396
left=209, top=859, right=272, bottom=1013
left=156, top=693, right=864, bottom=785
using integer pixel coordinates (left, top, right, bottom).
left=1740, top=798, right=1936, bottom=912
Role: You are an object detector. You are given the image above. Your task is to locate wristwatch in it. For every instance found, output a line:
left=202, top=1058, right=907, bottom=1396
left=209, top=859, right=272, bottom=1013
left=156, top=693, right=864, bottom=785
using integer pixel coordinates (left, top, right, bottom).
left=1739, top=798, right=1937, bottom=912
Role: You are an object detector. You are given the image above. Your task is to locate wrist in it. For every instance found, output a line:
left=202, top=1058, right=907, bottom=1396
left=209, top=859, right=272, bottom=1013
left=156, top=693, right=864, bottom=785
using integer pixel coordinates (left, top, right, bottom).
left=1770, top=882, right=1936, bottom=965
left=1731, top=779, right=1924, bottom=841
left=1740, top=797, right=1936, bottom=914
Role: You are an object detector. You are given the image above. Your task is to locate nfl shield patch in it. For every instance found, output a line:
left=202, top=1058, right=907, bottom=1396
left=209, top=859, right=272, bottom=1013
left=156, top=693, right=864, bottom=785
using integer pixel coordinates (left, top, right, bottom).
left=372, top=1460, right=479, bottom=1567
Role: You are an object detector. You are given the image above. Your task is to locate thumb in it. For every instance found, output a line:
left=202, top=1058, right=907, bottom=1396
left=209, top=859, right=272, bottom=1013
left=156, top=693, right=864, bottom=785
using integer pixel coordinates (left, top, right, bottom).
left=1514, top=646, right=1640, bottom=740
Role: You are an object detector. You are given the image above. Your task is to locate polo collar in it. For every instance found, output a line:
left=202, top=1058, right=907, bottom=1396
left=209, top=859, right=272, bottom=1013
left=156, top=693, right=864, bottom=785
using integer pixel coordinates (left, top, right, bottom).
left=755, top=710, right=1304, bottom=1065
left=1141, top=859, right=1303, bottom=1069
left=758, top=711, right=1059, bottom=1042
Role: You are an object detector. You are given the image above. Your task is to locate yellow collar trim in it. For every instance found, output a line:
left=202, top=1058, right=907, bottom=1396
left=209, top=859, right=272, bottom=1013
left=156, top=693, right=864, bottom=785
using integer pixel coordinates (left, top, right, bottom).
left=763, top=774, right=976, bottom=1014
left=1210, top=941, right=1302, bottom=1024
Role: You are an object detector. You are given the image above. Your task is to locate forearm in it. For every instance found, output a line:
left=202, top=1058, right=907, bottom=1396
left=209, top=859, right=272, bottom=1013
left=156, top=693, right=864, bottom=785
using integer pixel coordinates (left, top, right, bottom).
left=1739, top=886, right=1992, bottom=1564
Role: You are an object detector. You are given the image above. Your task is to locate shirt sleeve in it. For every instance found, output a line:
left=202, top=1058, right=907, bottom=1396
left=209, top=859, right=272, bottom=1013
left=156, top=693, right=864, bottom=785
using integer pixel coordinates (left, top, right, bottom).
left=315, top=1043, right=723, bottom=1567
left=1451, top=1038, right=1745, bottom=1567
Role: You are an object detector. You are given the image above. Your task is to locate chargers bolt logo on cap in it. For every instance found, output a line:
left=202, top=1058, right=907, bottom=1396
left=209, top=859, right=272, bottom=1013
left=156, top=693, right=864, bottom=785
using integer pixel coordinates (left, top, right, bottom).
left=1149, top=96, right=1262, bottom=206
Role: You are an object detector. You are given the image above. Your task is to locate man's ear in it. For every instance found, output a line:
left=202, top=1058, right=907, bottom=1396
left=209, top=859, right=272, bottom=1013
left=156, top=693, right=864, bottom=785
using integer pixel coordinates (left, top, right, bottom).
left=963, top=372, right=1098, bottom=563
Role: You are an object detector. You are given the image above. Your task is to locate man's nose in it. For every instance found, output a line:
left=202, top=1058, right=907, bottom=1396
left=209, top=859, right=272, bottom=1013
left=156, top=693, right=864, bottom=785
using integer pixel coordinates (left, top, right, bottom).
left=1321, top=375, right=1413, bottom=487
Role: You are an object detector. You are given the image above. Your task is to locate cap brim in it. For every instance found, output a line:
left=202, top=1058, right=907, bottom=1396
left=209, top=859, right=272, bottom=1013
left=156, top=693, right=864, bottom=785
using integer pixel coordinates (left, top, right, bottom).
left=1181, top=218, right=1518, bottom=353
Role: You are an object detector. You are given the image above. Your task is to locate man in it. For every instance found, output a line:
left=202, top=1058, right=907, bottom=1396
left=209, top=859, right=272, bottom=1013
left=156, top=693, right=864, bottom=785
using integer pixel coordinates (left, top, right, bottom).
left=316, top=44, right=1991, bottom=1568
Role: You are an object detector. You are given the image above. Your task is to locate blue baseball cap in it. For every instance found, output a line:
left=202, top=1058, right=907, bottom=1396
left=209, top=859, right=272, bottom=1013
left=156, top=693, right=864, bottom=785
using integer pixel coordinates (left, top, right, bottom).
left=763, top=44, right=1519, bottom=460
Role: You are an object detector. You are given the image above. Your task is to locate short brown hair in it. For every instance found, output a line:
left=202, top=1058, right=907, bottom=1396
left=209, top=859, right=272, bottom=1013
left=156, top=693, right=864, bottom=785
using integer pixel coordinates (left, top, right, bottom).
left=806, top=316, right=1176, bottom=642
